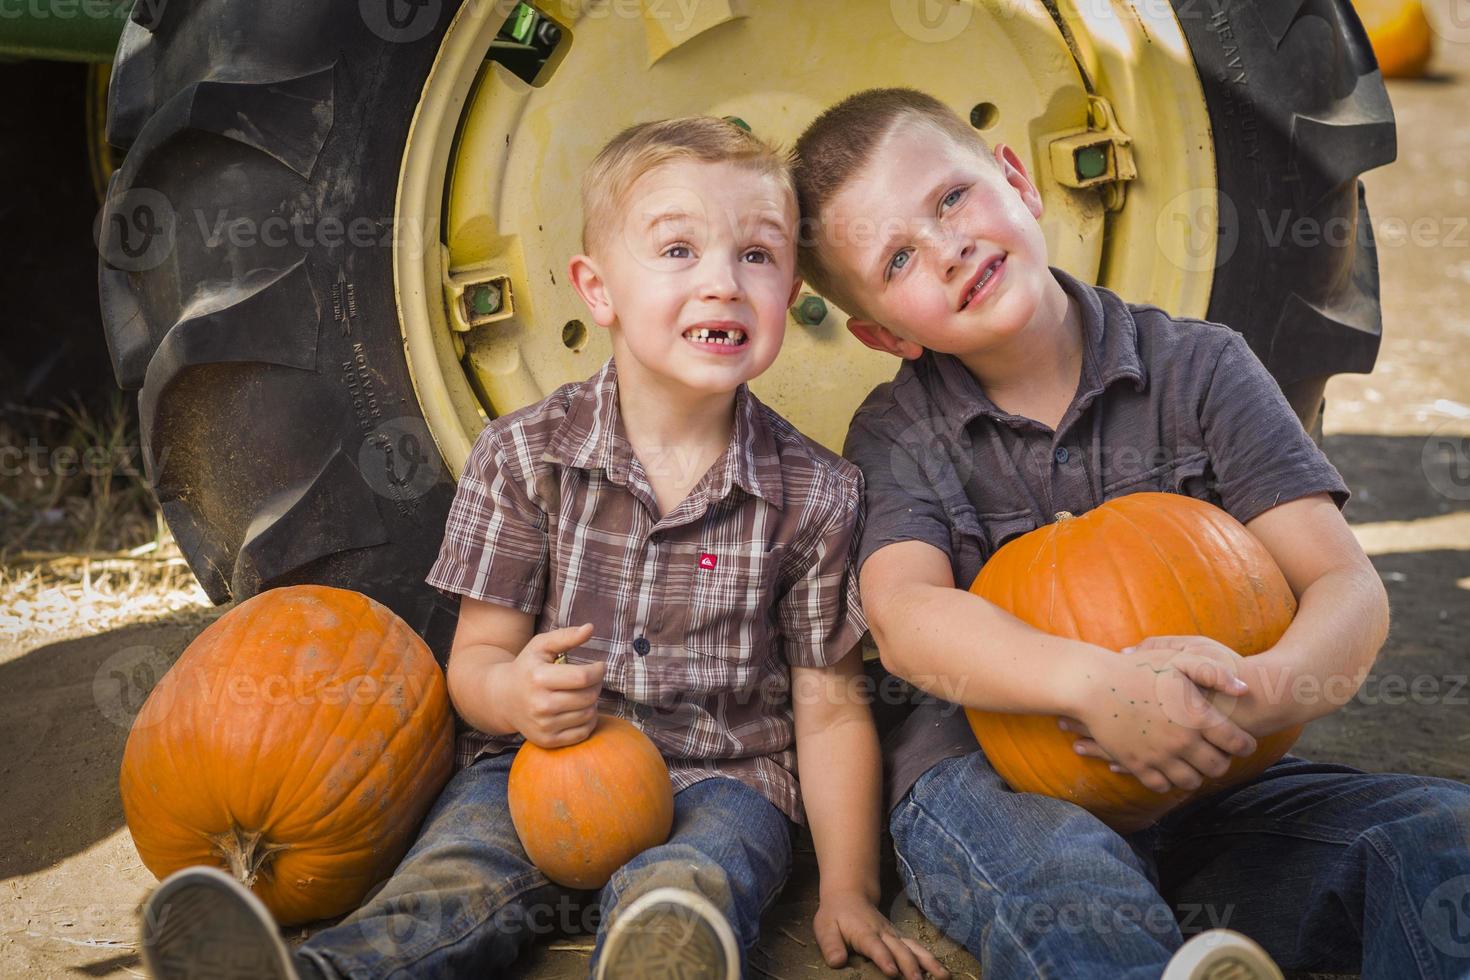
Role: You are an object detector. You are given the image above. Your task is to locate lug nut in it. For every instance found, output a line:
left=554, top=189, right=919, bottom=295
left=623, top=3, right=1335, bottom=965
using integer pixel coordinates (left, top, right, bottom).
left=792, top=295, right=828, bottom=326
left=468, top=283, right=503, bottom=316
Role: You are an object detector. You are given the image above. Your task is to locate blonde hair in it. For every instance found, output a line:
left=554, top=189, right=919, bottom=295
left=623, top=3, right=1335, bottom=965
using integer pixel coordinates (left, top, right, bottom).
left=580, top=116, right=796, bottom=255
left=791, top=88, right=993, bottom=314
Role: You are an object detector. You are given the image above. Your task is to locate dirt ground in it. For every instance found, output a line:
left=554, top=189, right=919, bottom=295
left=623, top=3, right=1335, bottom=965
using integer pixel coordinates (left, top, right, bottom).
left=4, top=25, right=1469, bottom=980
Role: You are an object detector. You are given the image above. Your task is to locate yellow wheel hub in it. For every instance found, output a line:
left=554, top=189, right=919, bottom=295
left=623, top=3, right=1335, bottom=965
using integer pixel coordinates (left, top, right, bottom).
left=396, top=0, right=1216, bottom=475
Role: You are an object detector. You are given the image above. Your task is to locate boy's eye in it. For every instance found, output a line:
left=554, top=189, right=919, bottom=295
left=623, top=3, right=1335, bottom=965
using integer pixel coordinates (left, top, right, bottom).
left=742, top=247, right=773, bottom=264
left=886, top=248, right=912, bottom=279
left=941, top=187, right=965, bottom=211
left=664, top=243, right=693, bottom=259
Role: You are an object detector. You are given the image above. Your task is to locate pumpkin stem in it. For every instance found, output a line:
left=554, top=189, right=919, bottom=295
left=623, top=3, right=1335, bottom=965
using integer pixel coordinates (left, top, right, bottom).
left=1054, top=511, right=1075, bottom=522
left=207, top=825, right=292, bottom=888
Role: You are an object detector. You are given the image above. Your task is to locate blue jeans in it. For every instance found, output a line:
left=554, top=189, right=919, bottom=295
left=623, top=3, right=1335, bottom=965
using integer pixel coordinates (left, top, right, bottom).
left=889, top=749, right=1470, bottom=980
left=295, top=750, right=792, bottom=979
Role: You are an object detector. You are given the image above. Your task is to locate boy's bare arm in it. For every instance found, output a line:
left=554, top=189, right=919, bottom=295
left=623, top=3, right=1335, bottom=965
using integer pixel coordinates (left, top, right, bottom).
left=444, top=596, right=604, bottom=747
left=1237, top=493, right=1388, bottom=730
left=862, top=540, right=1110, bottom=716
left=793, top=645, right=949, bottom=980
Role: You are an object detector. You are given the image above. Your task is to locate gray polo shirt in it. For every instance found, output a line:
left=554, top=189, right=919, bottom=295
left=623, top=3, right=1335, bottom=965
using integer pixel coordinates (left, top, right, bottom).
left=842, top=266, right=1350, bottom=818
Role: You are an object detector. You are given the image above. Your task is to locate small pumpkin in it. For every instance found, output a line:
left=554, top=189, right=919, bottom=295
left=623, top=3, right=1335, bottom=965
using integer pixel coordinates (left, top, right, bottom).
left=1353, top=0, right=1434, bottom=78
left=964, top=492, right=1302, bottom=832
left=507, top=714, right=674, bottom=889
left=119, top=584, right=455, bottom=925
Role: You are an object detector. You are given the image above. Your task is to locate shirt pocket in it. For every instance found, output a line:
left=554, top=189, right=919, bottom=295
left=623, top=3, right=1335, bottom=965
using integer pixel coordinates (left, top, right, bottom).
left=1168, top=453, right=1223, bottom=507
left=655, top=540, right=784, bottom=699
left=984, top=510, right=1041, bottom=553
left=947, top=505, right=1043, bottom=590
left=1104, top=450, right=1218, bottom=504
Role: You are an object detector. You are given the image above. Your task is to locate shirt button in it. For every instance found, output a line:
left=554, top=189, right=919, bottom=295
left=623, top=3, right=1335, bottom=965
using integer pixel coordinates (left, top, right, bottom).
left=1054, top=447, right=1070, bottom=464
left=632, top=635, right=651, bottom=656
left=634, top=703, right=652, bottom=720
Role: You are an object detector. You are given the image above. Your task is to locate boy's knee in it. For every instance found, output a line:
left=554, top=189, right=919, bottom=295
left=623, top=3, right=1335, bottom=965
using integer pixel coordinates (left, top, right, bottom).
left=607, top=843, right=735, bottom=914
left=1368, top=778, right=1470, bottom=854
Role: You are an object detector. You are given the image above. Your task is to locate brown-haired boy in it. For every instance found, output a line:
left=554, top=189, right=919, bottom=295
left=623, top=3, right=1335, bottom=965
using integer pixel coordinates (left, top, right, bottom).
left=793, top=88, right=1470, bottom=979
left=136, top=116, right=948, bottom=980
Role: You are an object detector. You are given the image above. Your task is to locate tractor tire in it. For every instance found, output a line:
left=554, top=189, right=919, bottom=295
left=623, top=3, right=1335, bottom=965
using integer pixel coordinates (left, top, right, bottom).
left=97, top=0, right=464, bottom=656
left=98, top=0, right=1393, bottom=658
left=1167, top=0, right=1396, bottom=433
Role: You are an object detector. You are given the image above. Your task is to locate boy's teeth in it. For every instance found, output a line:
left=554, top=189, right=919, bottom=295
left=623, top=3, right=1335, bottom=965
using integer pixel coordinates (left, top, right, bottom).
left=685, top=327, right=745, bottom=345
left=966, top=263, right=998, bottom=306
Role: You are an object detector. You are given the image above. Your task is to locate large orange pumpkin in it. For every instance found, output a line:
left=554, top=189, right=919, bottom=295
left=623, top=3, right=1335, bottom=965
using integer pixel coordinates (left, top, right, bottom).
left=965, top=492, right=1301, bottom=832
left=119, top=584, right=454, bottom=925
left=507, top=714, right=674, bottom=889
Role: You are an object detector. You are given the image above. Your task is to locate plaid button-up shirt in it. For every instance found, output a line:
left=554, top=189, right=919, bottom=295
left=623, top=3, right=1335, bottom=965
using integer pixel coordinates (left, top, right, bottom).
left=425, top=357, right=867, bottom=824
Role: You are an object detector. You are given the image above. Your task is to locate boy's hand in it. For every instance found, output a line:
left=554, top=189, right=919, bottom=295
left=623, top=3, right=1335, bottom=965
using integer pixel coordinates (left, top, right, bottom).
left=813, top=891, right=949, bottom=980
left=498, top=623, right=604, bottom=748
left=1067, top=644, right=1257, bottom=794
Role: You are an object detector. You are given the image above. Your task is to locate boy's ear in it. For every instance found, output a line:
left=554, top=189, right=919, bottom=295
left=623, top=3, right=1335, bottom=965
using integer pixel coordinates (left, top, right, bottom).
left=846, top=316, right=925, bottom=360
left=567, top=253, right=616, bottom=328
left=786, top=276, right=804, bottom=308
left=993, top=143, right=1045, bottom=219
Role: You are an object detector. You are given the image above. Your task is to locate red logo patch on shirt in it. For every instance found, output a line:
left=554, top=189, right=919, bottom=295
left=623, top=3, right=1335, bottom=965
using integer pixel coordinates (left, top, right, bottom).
left=698, top=552, right=718, bottom=570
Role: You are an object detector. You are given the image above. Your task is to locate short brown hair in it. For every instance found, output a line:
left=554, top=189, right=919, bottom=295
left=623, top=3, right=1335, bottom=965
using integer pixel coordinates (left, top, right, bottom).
left=791, top=89, right=991, bottom=313
left=580, top=116, right=795, bottom=256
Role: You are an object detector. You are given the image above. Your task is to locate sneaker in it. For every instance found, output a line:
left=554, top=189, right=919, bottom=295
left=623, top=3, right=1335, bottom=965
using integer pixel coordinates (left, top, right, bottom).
left=140, top=865, right=302, bottom=980
left=595, top=886, right=739, bottom=980
left=1162, top=929, right=1285, bottom=980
